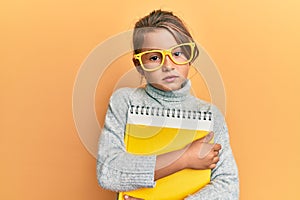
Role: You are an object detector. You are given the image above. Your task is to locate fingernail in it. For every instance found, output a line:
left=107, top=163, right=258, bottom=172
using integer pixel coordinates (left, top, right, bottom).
left=204, top=131, right=213, bottom=142
left=124, top=195, right=129, bottom=199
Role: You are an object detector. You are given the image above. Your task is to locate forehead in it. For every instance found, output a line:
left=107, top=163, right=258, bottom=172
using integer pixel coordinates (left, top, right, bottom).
left=142, top=29, right=178, bottom=50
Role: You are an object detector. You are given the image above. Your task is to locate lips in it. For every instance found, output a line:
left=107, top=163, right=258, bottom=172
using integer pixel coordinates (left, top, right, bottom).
left=163, top=75, right=178, bottom=82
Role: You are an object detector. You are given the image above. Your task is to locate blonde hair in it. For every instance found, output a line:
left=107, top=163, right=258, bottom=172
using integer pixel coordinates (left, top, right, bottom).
left=133, top=10, right=199, bottom=63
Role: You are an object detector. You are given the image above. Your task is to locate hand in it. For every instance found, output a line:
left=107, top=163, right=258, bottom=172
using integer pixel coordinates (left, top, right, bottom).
left=182, top=132, right=221, bottom=170
left=123, top=194, right=144, bottom=200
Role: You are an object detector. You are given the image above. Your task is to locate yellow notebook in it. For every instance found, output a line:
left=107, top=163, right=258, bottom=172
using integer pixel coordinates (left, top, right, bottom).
left=118, top=106, right=214, bottom=200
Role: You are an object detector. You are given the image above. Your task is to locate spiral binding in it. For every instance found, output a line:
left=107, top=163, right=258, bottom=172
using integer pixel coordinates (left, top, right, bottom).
left=129, top=105, right=212, bottom=121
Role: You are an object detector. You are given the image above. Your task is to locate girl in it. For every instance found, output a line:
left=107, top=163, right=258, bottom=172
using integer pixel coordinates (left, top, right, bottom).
left=97, top=10, right=239, bottom=200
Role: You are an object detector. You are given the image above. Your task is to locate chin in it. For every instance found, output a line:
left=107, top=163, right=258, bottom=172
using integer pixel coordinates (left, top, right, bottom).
left=161, top=84, right=181, bottom=91
left=169, top=86, right=181, bottom=91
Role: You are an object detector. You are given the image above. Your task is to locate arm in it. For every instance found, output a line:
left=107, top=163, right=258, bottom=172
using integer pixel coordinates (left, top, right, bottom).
left=97, top=89, right=222, bottom=193
left=184, top=106, right=240, bottom=200
left=97, top=89, right=156, bottom=191
left=154, top=132, right=221, bottom=180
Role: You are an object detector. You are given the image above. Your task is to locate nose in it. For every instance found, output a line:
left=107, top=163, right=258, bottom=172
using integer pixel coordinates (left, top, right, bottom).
left=162, top=55, right=174, bottom=71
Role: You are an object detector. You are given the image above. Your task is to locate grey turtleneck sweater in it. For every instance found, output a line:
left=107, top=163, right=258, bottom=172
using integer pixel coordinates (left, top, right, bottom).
left=97, top=80, right=239, bottom=200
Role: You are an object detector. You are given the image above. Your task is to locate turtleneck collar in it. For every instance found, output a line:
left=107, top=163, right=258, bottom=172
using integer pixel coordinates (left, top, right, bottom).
left=145, top=80, right=191, bottom=102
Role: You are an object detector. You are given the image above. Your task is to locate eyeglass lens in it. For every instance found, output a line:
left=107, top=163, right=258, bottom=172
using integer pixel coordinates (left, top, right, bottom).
left=141, top=44, right=193, bottom=70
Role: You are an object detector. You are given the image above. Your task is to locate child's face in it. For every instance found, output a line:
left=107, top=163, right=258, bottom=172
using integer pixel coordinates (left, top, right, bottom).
left=136, top=28, right=190, bottom=91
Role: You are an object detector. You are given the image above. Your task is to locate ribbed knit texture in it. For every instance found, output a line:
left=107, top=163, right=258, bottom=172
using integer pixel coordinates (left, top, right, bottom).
left=97, top=80, right=239, bottom=199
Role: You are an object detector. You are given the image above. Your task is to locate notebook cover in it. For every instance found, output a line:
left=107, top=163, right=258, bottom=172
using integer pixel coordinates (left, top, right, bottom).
left=118, top=106, right=213, bottom=200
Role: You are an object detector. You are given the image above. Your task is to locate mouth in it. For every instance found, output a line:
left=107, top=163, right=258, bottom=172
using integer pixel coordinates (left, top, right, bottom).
left=163, top=75, right=179, bottom=83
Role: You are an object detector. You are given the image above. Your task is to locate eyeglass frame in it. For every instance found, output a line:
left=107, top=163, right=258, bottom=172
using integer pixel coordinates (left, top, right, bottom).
left=133, top=42, right=196, bottom=72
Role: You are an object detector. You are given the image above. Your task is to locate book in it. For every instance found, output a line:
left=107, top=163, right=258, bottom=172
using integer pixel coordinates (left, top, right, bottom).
left=118, top=105, right=214, bottom=200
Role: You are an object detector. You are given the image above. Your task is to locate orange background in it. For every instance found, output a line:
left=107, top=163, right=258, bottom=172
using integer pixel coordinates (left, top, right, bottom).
left=1, top=0, right=300, bottom=200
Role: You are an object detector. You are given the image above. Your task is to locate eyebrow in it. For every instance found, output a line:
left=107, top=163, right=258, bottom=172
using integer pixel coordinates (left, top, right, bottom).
left=140, top=48, right=163, bottom=51
left=138, top=43, right=183, bottom=52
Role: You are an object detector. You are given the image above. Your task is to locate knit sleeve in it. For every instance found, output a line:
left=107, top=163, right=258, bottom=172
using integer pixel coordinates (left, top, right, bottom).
left=96, top=88, right=156, bottom=192
left=185, top=105, right=240, bottom=200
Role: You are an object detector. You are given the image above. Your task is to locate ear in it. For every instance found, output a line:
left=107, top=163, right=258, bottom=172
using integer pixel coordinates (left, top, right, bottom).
left=132, top=57, right=144, bottom=75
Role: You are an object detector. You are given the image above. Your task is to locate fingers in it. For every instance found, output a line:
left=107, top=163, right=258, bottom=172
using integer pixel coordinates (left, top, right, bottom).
left=213, top=143, right=222, bottom=151
left=208, top=155, right=220, bottom=169
left=198, top=143, right=221, bottom=158
left=124, top=195, right=144, bottom=200
left=209, top=163, right=216, bottom=169
left=214, top=150, right=219, bottom=156
left=213, top=155, right=220, bottom=163
left=198, top=142, right=221, bottom=169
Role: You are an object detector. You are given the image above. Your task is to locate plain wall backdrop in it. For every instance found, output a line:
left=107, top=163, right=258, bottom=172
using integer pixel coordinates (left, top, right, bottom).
left=1, top=0, right=300, bottom=199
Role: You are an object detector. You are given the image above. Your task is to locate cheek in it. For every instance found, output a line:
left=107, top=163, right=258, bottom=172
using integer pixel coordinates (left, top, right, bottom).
left=177, top=65, right=190, bottom=78
left=143, top=72, right=156, bottom=81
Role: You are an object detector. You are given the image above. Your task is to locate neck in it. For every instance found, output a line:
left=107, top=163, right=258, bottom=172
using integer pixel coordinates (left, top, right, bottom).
left=145, top=80, right=191, bottom=102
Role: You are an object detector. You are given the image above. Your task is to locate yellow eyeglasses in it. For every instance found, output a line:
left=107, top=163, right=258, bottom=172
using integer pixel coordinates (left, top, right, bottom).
left=134, top=42, right=195, bottom=72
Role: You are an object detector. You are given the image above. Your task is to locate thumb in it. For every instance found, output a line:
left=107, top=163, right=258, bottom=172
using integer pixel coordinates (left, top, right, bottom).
left=197, top=132, right=214, bottom=159
left=202, top=131, right=214, bottom=143
left=194, top=131, right=213, bottom=143
left=198, top=143, right=214, bottom=159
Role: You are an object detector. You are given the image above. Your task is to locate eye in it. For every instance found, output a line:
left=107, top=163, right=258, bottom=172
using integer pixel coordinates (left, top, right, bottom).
left=147, top=52, right=162, bottom=61
left=150, top=55, right=159, bottom=61
left=173, top=51, right=183, bottom=57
